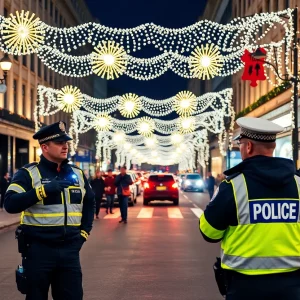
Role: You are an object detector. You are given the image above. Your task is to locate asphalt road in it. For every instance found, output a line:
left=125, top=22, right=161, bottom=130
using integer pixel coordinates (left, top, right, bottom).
left=0, top=190, right=223, bottom=300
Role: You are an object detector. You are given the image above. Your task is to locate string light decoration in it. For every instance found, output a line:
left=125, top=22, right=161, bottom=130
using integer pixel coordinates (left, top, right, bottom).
left=144, top=136, right=158, bottom=148
left=2, top=11, right=45, bottom=55
left=0, top=9, right=294, bottom=84
left=91, top=40, right=127, bottom=79
left=113, top=131, right=126, bottom=143
left=93, top=113, right=112, bottom=131
left=137, top=117, right=155, bottom=137
left=118, top=93, right=141, bottom=118
left=174, top=91, right=197, bottom=116
left=179, top=116, right=195, bottom=134
left=171, top=132, right=184, bottom=145
left=57, top=85, right=83, bottom=113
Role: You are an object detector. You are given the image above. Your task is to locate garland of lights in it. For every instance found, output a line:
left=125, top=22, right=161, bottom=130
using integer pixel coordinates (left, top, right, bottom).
left=0, top=9, right=294, bottom=82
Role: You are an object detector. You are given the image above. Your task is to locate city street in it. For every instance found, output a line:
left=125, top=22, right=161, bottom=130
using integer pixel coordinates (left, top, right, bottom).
left=0, top=190, right=222, bottom=300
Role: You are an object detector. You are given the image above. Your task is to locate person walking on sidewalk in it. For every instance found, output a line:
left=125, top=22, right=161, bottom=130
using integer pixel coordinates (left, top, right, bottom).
left=90, top=170, right=105, bottom=219
left=104, top=169, right=116, bottom=214
left=0, top=172, right=11, bottom=212
left=115, top=166, right=133, bottom=224
left=206, top=172, right=216, bottom=199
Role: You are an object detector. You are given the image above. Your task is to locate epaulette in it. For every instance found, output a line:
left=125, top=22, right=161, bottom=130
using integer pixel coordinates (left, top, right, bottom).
left=223, top=172, right=241, bottom=183
left=21, top=162, right=38, bottom=170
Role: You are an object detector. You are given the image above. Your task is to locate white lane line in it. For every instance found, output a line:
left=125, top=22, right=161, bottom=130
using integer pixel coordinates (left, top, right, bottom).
left=183, top=195, right=188, bottom=199
left=168, top=208, right=183, bottom=218
left=193, top=203, right=199, bottom=208
left=191, top=208, right=204, bottom=218
left=137, top=208, right=154, bottom=218
left=104, top=211, right=121, bottom=219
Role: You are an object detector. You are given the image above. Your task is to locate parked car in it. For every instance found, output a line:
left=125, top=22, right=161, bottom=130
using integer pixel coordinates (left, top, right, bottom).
left=181, top=173, right=204, bottom=192
left=128, top=171, right=142, bottom=196
left=143, top=174, right=179, bottom=205
left=102, top=173, right=137, bottom=206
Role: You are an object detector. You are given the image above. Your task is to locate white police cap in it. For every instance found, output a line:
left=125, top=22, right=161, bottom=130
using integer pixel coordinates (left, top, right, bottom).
left=233, top=117, right=284, bottom=142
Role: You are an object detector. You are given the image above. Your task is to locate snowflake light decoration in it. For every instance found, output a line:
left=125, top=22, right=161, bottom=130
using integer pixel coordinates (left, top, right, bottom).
left=119, top=93, right=141, bottom=118
left=91, top=40, right=127, bottom=80
left=179, top=116, right=195, bottom=134
left=57, top=85, right=83, bottom=113
left=174, top=91, right=197, bottom=116
left=137, top=117, right=155, bottom=137
left=189, top=44, right=224, bottom=80
left=94, top=113, right=112, bottom=131
left=2, top=10, right=45, bottom=55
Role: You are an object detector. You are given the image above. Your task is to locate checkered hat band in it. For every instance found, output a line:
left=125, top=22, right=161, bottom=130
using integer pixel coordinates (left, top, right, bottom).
left=240, top=129, right=276, bottom=142
left=39, top=134, right=61, bottom=143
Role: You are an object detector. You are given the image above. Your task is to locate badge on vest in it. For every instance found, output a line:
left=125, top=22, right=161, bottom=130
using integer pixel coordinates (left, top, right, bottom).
left=41, top=179, right=51, bottom=184
left=249, top=200, right=299, bottom=223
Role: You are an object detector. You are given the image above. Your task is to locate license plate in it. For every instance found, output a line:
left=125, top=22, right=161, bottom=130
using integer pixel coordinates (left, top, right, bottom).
left=156, top=186, right=166, bottom=191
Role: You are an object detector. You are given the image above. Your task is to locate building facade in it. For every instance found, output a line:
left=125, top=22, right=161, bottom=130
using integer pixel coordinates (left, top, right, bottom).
left=189, top=0, right=298, bottom=176
left=0, top=0, right=106, bottom=176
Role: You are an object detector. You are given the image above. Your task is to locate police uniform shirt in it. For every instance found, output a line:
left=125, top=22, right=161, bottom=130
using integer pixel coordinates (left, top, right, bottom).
left=201, top=155, right=298, bottom=243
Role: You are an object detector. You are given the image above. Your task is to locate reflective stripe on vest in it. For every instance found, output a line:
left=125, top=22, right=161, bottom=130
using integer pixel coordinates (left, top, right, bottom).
left=21, top=165, right=85, bottom=227
left=6, top=183, right=26, bottom=193
left=220, top=174, right=300, bottom=274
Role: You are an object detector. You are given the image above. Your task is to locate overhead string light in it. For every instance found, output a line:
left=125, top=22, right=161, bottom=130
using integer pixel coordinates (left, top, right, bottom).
left=0, top=9, right=294, bottom=81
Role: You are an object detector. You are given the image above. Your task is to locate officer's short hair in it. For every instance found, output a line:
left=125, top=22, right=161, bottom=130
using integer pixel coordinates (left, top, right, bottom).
left=107, top=169, right=112, bottom=172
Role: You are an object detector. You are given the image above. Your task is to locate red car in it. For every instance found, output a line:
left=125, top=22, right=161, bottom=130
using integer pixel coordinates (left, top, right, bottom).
left=143, top=174, right=179, bottom=206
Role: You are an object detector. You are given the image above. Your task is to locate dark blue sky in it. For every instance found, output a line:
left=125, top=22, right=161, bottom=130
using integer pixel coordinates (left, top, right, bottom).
left=85, top=0, right=207, bottom=99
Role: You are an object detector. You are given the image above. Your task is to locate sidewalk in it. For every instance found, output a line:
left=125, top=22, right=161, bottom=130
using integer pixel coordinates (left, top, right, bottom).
left=0, top=210, right=20, bottom=229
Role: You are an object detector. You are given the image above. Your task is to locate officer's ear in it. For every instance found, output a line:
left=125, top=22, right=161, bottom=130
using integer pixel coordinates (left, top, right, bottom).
left=40, top=142, right=50, bottom=152
left=246, top=140, right=254, bottom=154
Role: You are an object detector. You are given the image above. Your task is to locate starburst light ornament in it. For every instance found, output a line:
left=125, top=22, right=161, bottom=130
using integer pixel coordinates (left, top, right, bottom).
left=171, top=132, right=184, bottom=145
left=2, top=10, right=45, bottom=55
left=189, top=44, right=223, bottom=80
left=174, top=91, right=197, bottom=116
left=91, top=40, right=127, bottom=80
left=137, top=117, right=155, bottom=137
left=94, top=113, right=112, bottom=131
left=119, top=93, right=141, bottom=118
left=144, top=136, right=157, bottom=148
left=113, top=131, right=126, bottom=143
left=57, top=86, right=83, bottom=113
left=179, top=116, right=195, bottom=134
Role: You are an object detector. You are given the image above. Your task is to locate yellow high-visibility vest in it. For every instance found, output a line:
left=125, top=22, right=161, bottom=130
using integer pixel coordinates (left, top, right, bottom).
left=200, top=174, right=300, bottom=275
left=7, top=164, right=86, bottom=227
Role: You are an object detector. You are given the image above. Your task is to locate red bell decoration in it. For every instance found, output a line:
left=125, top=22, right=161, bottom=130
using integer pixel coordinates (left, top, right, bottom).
left=241, top=48, right=267, bottom=87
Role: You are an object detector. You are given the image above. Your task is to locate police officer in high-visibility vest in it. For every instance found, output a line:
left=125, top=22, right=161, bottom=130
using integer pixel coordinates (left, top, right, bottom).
left=200, top=117, right=300, bottom=300
left=4, top=121, right=95, bottom=300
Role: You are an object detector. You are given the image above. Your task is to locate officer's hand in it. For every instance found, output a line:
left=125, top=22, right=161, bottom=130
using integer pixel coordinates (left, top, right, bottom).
left=43, top=179, right=72, bottom=196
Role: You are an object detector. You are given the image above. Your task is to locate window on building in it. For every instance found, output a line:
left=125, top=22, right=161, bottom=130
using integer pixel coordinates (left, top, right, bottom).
left=44, top=65, right=48, bottom=81
left=31, top=88, right=35, bottom=120
left=14, top=54, right=19, bottom=62
left=274, top=0, right=278, bottom=11
left=13, top=80, right=17, bottom=112
left=4, top=7, right=8, bottom=17
left=23, top=55, right=27, bottom=67
left=60, top=15, right=63, bottom=27
left=30, top=54, right=35, bottom=72
left=38, top=61, right=41, bottom=77
left=55, top=8, right=58, bottom=23
left=45, top=0, right=48, bottom=10
left=50, top=1, right=53, bottom=17
left=285, top=0, right=290, bottom=8
left=50, top=72, right=53, bottom=86
left=3, top=87, right=7, bottom=109
left=22, top=84, right=26, bottom=116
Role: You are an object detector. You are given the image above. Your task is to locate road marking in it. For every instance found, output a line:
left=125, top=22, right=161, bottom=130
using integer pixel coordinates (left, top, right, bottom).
left=183, top=195, right=188, bottom=199
left=193, top=203, right=199, bottom=208
left=137, top=208, right=154, bottom=218
left=104, top=211, right=121, bottom=219
left=189, top=200, right=193, bottom=203
left=191, top=208, right=204, bottom=218
left=168, top=208, right=183, bottom=218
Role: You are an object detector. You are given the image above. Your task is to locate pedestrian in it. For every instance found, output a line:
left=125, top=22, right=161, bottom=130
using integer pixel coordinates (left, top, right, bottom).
left=205, top=172, right=215, bottom=199
left=4, top=121, right=95, bottom=300
left=104, top=169, right=116, bottom=214
left=115, top=166, right=133, bottom=224
left=199, top=117, right=300, bottom=300
left=0, top=172, right=11, bottom=211
left=90, top=170, right=105, bottom=219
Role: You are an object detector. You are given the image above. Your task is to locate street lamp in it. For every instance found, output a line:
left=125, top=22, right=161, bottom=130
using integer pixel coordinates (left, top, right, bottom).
left=251, top=8, right=299, bottom=167
left=0, top=53, right=12, bottom=83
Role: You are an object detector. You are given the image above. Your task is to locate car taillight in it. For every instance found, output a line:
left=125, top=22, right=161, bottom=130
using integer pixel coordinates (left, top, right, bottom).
left=144, top=182, right=150, bottom=189
left=172, top=183, right=178, bottom=189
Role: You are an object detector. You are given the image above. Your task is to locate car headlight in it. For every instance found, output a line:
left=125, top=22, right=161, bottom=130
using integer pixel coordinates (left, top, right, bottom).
left=196, top=180, right=203, bottom=186
left=185, top=180, right=191, bottom=185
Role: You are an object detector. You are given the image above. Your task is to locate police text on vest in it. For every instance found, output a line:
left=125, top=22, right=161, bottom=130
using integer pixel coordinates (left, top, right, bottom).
left=249, top=200, right=299, bottom=223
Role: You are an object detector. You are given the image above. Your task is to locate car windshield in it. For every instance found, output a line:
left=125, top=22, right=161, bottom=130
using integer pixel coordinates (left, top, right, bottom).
left=186, top=174, right=201, bottom=179
left=148, top=175, right=175, bottom=183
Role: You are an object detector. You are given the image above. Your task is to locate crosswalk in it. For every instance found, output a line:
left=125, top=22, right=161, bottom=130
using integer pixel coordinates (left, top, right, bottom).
left=98, top=207, right=204, bottom=220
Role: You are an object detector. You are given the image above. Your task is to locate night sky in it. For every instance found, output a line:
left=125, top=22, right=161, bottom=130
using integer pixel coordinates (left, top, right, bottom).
left=85, top=0, right=207, bottom=99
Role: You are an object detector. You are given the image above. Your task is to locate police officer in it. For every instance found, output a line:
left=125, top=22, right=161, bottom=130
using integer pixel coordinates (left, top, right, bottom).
left=199, top=117, right=300, bottom=300
left=5, top=121, right=95, bottom=300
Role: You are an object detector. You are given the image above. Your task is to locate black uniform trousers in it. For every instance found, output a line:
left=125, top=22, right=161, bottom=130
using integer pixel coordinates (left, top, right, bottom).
left=95, top=194, right=103, bottom=216
left=226, top=270, right=300, bottom=300
left=23, top=238, right=83, bottom=300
